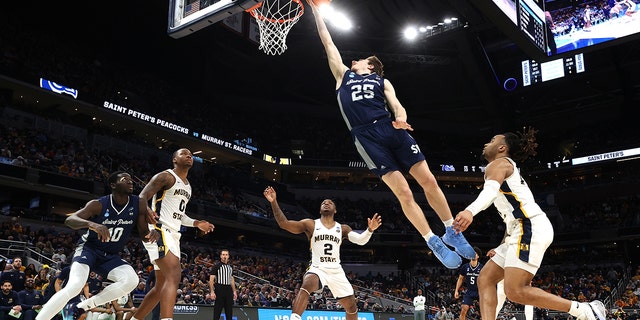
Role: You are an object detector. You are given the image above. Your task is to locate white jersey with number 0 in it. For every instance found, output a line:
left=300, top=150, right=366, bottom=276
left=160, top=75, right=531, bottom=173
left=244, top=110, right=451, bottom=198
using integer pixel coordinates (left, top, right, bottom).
left=492, top=158, right=546, bottom=228
left=152, top=169, right=191, bottom=232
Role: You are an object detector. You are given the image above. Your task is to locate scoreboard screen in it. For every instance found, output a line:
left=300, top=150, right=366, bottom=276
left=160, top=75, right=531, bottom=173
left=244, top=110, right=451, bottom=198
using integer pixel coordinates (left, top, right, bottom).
left=473, top=0, right=640, bottom=60
left=522, top=53, right=584, bottom=86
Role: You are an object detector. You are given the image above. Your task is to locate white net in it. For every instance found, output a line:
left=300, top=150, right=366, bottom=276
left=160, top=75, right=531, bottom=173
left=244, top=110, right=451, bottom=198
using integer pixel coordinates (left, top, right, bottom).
left=248, top=0, right=304, bottom=55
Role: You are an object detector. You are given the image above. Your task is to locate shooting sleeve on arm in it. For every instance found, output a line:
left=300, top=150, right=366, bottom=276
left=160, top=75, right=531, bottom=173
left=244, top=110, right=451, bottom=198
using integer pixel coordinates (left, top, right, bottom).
left=348, top=229, right=373, bottom=245
left=465, top=180, right=501, bottom=216
left=181, top=215, right=196, bottom=227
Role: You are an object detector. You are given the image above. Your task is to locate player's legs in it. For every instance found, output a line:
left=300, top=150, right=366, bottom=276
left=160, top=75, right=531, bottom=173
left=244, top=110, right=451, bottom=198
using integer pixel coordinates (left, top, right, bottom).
left=503, top=267, right=570, bottom=312
left=460, top=303, right=470, bottom=320
left=408, top=161, right=452, bottom=223
left=381, top=170, right=462, bottom=268
left=36, top=262, right=90, bottom=320
left=133, top=253, right=181, bottom=319
left=502, top=216, right=574, bottom=312
left=338, top=295, right=358, bottom=320
left=291, top=273, right=322, bottom=320
left=79, top=265, right=138, bottom=310
left=381, top=170, right=431, bottom=235
left=478, top=260, right=503, bottom=320
left=496, top=280, right=507, bottom=316
left=156, top=253, right=182, bottom=318
left=525, top=304, right=534, bottom=320
left=409, top=161, right=475, bottom=260
left=132, top=268, right=165, bottom=319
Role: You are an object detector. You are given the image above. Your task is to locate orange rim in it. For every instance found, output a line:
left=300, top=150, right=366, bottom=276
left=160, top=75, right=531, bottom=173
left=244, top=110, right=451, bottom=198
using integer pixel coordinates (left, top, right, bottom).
left=246, top=0, right=304, bottom=23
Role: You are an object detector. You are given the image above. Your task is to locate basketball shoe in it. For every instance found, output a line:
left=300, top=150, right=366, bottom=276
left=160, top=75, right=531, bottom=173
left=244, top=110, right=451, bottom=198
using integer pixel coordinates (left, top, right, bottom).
left=576, top=300, right=607, bottom=320
left=427, top=235, right=462, bottom=269
left=442, top=226, right=477, bottom=260
left=62, top=302, right=86, bottom=320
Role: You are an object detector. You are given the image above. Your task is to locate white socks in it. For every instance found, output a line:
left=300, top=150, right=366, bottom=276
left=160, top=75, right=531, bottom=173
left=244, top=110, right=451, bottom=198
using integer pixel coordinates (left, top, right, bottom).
left=423, top=231, right=435, bottom=241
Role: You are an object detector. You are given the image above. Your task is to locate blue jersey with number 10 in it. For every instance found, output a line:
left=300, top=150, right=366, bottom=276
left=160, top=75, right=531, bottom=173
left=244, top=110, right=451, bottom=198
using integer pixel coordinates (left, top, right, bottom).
left=78, top=194, right=139, bottom=254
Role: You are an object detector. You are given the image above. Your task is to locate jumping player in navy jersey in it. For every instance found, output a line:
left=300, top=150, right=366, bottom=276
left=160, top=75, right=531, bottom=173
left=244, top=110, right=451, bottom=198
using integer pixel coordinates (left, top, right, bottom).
left=306, top=0, right=475, bottom=269
left=455, top=247, right=483, bottom=320
left=131, top=148, right=215, bottom=320
left=36, top=171, right=158, bottom=320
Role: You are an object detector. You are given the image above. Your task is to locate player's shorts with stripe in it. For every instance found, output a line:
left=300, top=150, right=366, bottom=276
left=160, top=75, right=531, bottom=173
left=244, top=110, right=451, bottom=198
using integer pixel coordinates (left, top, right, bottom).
left=491, top=215, right=554, bottom=274
left=143, top=224, right=182, bottom=270
left=463, top=290, right=479, bottom=305
left=72, top=243, right=129, bottom=276
left=306, top=265, right=354, bottom=299
left=351, top=118, right=425, bottom=177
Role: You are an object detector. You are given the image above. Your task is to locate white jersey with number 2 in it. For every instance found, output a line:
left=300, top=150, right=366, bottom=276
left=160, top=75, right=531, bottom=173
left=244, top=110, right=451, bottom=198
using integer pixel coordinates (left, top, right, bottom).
left=310, top=219, right=342, bottom=269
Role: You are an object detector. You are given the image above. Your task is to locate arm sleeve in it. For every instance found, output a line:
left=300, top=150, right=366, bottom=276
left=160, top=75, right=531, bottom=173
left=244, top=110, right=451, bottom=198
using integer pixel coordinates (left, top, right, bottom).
left=181, top=215, right=196, bottom=227
left=347, top=229, right=373, bottom=245
left=465, top=180, right=501, bottom=216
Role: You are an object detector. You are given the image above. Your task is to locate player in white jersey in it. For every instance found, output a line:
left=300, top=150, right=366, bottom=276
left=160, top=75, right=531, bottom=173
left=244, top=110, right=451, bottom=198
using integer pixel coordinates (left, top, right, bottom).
left=132, top=148, right=215, bottom=320
left=453, top=129, right=606, bottom=320
left=263, top=186, right=382, bottom=320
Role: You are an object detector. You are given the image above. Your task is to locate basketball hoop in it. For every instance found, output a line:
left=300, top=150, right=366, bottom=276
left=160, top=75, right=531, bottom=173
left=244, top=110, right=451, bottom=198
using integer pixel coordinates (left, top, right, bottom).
left=246, top=0, right=304, bottom=55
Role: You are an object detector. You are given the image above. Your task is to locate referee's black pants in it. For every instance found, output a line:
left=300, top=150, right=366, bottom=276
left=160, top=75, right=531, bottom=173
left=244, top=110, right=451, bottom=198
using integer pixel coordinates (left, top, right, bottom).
left=213, top=284, right=234, bottom=320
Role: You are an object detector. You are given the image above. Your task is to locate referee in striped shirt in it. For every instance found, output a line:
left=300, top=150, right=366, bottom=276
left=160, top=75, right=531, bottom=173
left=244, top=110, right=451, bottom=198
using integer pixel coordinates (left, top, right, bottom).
left=209, top=249, right=237, bottom=320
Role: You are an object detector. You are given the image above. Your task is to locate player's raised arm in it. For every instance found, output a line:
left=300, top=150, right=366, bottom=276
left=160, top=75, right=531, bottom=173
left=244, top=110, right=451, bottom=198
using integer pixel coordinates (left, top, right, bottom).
left=263, top=186, right=313, bottom=236
left=306, top=0, right=348, bottom=85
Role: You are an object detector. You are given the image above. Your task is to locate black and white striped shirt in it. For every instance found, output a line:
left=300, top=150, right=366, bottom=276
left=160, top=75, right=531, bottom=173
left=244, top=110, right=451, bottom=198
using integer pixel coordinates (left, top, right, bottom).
left=211, top=263, right=233, bottom=286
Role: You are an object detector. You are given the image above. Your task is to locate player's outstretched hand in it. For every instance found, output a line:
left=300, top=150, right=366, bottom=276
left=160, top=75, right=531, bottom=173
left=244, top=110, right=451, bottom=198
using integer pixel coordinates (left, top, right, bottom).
left=263, top=186, right=277, bottom=203
left=453, top=210, right=473, bottom=232
left=392, top=119, right=413, bottom=131
left=196, top=220, right=215, bottom=234
left=367, top=213, right=383, bottom=232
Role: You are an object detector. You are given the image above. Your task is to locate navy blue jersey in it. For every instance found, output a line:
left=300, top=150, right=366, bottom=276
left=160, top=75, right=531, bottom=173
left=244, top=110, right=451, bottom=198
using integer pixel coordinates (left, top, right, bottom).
left=42, top=266, right=71, bottom=303
left=77, top=194, right=139, bottom=254
left=336, top=70, right=390, bottom=130
left=458, top=261, right=483, bottom=293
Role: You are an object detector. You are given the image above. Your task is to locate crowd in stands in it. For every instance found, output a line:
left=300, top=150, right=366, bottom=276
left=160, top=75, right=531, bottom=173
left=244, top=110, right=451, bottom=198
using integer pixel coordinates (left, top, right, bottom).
left=1, top=119, right=640, bottom=249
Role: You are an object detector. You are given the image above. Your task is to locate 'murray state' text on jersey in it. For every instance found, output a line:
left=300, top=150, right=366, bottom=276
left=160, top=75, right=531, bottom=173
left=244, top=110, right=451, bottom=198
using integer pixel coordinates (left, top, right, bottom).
left=310, top=219, right=343, bottom=269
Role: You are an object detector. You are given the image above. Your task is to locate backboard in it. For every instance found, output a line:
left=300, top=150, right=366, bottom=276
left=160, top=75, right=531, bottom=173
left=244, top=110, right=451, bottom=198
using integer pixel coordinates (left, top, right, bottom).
left=168, top=0, right=260, bottom=38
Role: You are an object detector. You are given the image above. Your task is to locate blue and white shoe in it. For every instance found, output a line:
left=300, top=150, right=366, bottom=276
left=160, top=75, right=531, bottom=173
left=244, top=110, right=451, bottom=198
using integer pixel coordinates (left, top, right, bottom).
left=442, top=226, right=476, bottom=260
left=588, top=300, right=607, bottom=320
left=62, top=302, right=86, bottom=320
left=427, top=236, right=461, bottom=269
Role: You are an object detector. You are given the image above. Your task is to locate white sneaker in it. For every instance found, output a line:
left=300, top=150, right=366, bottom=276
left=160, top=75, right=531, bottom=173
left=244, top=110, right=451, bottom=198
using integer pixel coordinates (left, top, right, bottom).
left=576, top=301, right=606, bottom=320
left=588, top=300, right=607, bottom=320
